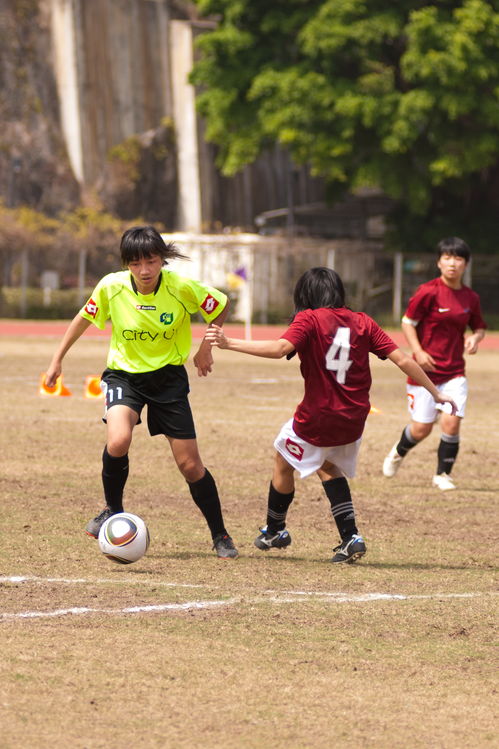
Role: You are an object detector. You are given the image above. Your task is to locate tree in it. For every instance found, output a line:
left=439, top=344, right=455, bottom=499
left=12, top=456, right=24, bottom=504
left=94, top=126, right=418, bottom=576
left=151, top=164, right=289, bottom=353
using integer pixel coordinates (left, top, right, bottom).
left=0, top=203, right=59, bottom=284
left=191, top=0, right=499, bottom=252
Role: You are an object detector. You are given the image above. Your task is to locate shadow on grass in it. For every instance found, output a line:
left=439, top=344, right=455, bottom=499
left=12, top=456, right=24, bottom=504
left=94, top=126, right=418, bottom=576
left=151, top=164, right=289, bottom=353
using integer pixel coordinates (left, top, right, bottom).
left=127, top=551, right=326, bottom=565
left=111, top=553, right=498, bottom=572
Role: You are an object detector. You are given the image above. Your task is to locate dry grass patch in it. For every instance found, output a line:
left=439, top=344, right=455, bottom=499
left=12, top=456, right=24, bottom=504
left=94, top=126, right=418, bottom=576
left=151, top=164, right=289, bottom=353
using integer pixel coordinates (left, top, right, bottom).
left=0, top=335, right=497, bottom=748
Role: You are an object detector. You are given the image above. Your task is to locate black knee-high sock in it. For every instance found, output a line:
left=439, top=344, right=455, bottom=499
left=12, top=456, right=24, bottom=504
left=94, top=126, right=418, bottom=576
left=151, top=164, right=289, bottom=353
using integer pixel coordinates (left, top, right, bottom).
left=322, top=477, right=358, bottom=541
left=187, top=468, right=226, bottom=539
left=437, top=433, right=459, bottom=475
left=396, top=425, right=418, bottom=457
left=266, top=482, right=295, bottom=533
left=102, top=446, right=128, bottom=512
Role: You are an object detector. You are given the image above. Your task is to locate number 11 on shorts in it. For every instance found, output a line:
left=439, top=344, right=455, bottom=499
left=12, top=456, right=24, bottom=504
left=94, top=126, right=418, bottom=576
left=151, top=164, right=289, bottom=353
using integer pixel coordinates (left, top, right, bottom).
left=106, top=386, right=123, bottom=404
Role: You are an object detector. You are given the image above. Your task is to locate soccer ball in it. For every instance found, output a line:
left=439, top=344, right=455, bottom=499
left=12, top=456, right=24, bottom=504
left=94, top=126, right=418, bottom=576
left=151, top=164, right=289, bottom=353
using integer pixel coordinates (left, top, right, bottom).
left=98, top=512, right=150, bottom=564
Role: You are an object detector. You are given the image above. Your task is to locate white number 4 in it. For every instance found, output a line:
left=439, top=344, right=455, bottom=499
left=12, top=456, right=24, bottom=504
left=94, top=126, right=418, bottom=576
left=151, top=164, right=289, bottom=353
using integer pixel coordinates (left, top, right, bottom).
left=325, top=327, right=352, bottom=384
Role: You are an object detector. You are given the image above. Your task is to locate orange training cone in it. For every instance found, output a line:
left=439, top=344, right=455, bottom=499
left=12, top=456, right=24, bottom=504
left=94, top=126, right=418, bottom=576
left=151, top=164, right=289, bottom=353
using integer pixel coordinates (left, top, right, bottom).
left=369, top=405, right=382, bottom=415
left=39, top=373, right=72, bottom=397
left=84, top=375, right=104, bottom=399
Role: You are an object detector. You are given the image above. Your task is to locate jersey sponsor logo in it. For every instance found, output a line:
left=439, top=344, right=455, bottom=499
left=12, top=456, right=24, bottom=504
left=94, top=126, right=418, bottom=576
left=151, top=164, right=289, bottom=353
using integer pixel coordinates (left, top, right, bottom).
left=285, top=438, right=304, bottom=461
left=160, top=312, right=174, bottom=325
left=438, top=308, right=450, bottom=313
left=84, top=298, right=98, bottom=318
left=136, top=305, right=156, bottom=310
left=200, top=294, right=219, bottom=314
left=122, top=329, right=172, bottom=341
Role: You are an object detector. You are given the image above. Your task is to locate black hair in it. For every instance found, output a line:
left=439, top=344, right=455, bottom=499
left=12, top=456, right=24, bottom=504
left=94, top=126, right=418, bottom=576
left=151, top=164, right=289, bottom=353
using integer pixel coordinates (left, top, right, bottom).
left=293, top=267, right=346, bottom=313
left=436, top=237, right=471, bottom=263
left=120, top=225, right=187, bottom=266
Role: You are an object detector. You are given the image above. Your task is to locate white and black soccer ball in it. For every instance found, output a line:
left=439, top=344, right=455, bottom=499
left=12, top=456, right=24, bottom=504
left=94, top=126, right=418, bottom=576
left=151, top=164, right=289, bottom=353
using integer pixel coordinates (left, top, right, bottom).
left=98, top=512, right=150, bottom=564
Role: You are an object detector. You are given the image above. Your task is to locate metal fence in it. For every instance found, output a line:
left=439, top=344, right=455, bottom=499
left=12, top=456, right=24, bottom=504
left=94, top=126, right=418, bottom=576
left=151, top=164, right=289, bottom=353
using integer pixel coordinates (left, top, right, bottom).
left=1, top=232, right=497, bottom=327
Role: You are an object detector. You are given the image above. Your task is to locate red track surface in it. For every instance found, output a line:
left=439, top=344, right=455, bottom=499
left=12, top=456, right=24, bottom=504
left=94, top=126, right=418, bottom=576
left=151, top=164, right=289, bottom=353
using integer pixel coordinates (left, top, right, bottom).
left=1, top=319, right=498, bottom=349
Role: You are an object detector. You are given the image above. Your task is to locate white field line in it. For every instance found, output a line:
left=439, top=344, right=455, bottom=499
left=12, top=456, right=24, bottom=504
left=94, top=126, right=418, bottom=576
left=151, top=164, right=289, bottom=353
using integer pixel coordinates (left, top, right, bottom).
left=210, top=376, right=300, bottom=384
left=0, top=575, right=209, bottom=589
left=1, top=576, right=497, bottom=621
left=266, top=589, right=493, bottom=599
left=0, top=600, right=235, bottom=620
left=264, top=591, right=493, bottom=603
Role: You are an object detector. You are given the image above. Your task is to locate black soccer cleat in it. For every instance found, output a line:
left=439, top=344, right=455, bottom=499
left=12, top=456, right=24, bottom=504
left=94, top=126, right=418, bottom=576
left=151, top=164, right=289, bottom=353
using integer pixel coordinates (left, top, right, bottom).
left=212, top=533, right=239, bottom=559
left=254, top=526, right=292, bottom=551
left=331, top=534, right=366, bottom=564
left=85, top=507, right=116, bottom=538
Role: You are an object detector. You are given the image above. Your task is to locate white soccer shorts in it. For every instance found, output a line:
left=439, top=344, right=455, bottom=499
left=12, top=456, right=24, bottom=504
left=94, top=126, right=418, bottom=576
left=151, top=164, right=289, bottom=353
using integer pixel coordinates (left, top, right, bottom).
left=406, top=375, right=468, bottom=423
left=274, top=418, right=362, bottom=479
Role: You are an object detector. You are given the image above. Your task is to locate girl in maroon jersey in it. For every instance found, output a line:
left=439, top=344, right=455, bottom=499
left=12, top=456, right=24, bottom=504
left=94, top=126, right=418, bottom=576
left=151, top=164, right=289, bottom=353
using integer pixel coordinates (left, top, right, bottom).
left=383, top=237, right=486, bottom=491
left=205, top=267, right=457, bottom=563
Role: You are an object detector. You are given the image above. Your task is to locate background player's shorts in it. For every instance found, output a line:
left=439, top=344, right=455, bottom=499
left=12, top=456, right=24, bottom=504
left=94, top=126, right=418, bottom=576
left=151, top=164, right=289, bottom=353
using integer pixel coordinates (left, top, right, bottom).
left=406, top=376, right=468, bottom=423
left=101, top=365, right=196, bottom=439
left=274, top=419, right=362, bottom=479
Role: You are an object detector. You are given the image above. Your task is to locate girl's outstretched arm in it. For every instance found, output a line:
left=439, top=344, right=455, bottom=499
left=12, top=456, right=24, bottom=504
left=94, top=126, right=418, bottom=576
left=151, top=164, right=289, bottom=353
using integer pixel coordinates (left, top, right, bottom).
left=45, top=314, right=92, bottom=387
left=388, top=348, right=457, bottom=414
left=204, top=325, right=295, bottom=359
left=193, top=299, right=231, bottom=377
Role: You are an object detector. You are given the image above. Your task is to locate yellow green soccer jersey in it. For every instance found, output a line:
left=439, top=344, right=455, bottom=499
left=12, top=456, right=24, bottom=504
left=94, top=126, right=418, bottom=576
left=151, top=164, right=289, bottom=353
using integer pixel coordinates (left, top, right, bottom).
left=79, top=268, right=227, bottom=373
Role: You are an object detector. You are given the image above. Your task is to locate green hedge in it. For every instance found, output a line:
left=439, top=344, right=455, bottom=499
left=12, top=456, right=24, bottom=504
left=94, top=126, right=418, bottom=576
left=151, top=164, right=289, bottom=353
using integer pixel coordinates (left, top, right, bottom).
left=0, top=287, right=94, bottom=319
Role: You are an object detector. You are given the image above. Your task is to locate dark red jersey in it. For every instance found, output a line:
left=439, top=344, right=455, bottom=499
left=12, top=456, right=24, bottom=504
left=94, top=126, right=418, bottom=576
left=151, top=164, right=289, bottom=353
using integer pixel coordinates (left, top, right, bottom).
left=403, top=278, right=487, bottom=385
left=280, top=307, right=397, bottom=447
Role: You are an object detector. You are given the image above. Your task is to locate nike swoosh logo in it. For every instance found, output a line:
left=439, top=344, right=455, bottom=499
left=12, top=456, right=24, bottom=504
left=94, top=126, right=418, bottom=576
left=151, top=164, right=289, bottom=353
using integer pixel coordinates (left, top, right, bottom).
left=438, top=308, right=450, bottom=313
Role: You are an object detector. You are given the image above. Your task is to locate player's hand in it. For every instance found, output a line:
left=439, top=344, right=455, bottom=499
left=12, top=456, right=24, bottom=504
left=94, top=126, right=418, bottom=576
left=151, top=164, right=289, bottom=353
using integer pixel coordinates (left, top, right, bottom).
left=435, top=394, right=458, bottom=415
left=204, top=325, right=228, bottom=349
left=44, top=362, right=61, bottom=388
left=464, top=334, right=480, bottom=355
left=414, top=349, right=436, bottom=371
left=193, top=345, right=213, bottom=377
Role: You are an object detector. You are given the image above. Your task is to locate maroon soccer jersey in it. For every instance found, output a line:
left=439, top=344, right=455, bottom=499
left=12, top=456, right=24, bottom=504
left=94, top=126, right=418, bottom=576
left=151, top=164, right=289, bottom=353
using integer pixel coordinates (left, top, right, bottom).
left=404, top=277, right=487, bottom=385
left=280, top=308, right=397, bottom=447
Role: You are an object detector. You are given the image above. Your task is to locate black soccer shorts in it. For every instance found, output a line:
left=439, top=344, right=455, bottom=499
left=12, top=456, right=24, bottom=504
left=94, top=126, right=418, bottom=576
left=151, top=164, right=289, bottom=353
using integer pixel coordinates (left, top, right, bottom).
left=101, top=364, right=196, bottom=439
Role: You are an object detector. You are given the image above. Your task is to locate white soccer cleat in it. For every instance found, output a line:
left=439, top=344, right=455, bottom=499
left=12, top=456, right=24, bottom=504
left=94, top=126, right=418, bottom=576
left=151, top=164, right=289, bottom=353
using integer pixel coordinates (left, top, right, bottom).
left=382, top=443, right=404, bottom=477
left=432, top=473, right=456, bottom=491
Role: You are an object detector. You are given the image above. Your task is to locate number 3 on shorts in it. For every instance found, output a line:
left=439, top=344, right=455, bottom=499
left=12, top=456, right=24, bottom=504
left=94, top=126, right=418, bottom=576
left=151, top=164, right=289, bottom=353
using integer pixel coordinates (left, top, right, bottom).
left=325, top=327, right=352, bottom=384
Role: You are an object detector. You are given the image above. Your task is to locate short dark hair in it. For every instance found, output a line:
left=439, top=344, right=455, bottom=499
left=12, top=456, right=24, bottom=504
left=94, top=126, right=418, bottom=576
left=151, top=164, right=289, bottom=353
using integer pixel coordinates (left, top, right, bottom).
left=120, top=225, right=187, bottom=266
left=436, top=237, right=471, bottom=263
left=293, top=267, right=346, bottom=312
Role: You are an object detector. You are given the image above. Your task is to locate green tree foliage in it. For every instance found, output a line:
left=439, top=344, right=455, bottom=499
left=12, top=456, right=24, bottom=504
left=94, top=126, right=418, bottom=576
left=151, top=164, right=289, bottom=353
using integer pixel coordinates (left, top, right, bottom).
left=191, top=0, right=499, bottom=251
left=0, top=202, right=126, bottom=293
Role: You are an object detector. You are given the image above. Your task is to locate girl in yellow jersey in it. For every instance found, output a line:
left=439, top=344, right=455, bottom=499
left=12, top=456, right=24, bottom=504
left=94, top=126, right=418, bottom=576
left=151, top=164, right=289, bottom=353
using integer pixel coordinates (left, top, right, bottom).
left=45, top=225, right=238, bottom=558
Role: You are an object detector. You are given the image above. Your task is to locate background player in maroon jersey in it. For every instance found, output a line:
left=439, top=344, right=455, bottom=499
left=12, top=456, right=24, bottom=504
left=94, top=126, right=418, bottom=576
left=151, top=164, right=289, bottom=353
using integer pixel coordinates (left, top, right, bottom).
left=205, top=267, right=456, bottom=563
left=383, top=237, right=486, bottom=491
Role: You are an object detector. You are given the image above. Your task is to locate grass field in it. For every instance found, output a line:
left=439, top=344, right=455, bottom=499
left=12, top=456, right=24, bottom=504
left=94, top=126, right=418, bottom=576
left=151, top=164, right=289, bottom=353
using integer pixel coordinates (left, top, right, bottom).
left=1, top=328, right=497, bottom=748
